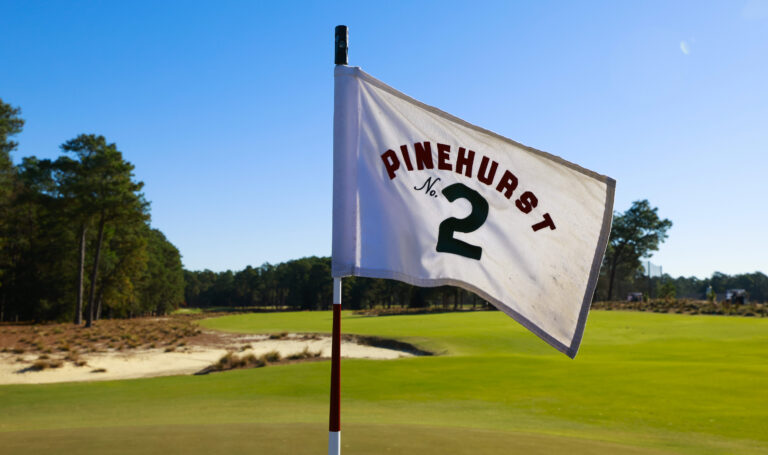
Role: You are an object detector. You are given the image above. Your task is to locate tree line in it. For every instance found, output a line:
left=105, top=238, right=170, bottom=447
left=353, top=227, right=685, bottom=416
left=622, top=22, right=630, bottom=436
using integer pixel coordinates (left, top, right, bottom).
left=184, top=256, right=488, bottom=311
left=0, top=98, right=184, bottom=323
left=184, top=255, right=766, bottom=313
left=648, top=271, right=767, bottom=302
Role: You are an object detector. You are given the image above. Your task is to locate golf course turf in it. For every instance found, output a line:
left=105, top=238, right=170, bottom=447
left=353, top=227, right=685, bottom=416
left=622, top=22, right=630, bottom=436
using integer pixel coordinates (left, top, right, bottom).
left=1, top=310, right=767, bottom=454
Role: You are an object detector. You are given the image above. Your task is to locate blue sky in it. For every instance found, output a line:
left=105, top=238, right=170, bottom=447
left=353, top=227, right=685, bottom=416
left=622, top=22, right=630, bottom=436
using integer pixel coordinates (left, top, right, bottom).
left=1, top=1, right=766, bottom=278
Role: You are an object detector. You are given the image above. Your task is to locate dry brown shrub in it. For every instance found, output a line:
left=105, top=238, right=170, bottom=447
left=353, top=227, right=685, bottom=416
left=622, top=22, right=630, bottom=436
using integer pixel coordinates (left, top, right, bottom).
left=30, top=360, right=49, bottom=371
left=212, top=351, right=267, bottom=372
left=64, top=351, right=80, bottom=362
left=264, top=350, right=281, bottom=363
left=287, top=346, right=322, bottom=360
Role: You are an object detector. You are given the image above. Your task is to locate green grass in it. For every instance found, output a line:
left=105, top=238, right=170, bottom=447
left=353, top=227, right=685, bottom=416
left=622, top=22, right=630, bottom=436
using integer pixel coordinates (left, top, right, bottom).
left=1, top=310, right=767, bottom=454
left=170, top=307, right=203, bottom=315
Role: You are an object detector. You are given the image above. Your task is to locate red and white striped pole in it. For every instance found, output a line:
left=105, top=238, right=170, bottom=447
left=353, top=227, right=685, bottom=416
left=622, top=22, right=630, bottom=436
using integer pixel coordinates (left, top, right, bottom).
left=328, top=277, right=342, bottom=455
left=329, top=25, right=348, bottom=455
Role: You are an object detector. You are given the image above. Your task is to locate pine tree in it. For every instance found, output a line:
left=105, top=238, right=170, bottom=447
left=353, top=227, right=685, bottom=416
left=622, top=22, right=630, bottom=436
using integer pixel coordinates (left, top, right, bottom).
left=0, top=99, right=24, bottom=321
left=59, top=135, right=149, bottom=326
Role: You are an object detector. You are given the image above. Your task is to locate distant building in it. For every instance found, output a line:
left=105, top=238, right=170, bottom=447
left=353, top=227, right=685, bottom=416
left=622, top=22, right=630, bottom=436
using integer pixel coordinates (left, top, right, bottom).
left=725, top=289, right=749, bottom=304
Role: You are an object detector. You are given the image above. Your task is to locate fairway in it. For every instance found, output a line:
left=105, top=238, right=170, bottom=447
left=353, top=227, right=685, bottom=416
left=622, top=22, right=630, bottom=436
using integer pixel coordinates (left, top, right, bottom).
left=2, top=311, right=767, bottom=454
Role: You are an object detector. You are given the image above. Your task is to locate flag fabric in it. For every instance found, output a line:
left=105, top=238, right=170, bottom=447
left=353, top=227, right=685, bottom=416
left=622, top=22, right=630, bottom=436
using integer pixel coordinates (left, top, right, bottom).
left=332, top=65, right=615, bottom=358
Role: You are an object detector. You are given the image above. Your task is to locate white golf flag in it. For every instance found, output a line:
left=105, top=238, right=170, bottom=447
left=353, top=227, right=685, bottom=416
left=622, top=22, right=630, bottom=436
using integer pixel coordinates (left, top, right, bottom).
left=332, top=66, right=615, bottom=357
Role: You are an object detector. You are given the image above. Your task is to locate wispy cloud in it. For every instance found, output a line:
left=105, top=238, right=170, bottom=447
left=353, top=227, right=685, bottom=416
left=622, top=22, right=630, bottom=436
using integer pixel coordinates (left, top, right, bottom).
left=680, top=41, right=690, bottom=55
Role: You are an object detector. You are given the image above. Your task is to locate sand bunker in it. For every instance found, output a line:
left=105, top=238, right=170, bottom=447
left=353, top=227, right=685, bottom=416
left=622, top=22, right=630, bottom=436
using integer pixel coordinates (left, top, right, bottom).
left=0, top=333, right=414, bottom=385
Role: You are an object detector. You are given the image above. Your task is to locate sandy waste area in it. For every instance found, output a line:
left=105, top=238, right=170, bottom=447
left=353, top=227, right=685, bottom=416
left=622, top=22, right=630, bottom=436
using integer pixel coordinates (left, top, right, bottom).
left=0, top=332, right=413, bottom=385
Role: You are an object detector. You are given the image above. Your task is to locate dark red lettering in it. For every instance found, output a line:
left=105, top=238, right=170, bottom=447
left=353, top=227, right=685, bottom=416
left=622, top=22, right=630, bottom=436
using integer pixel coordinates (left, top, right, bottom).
left=515, top=191, right=538, bottom=214
left=400, top=145, right=414, bottom=171
left=456, top=148, right=475, bottom=178
left=477, top=156, right=498, bottom=185
left=495, top=170, right=518, bottom=199
left=437, top=143, right=452, bottom=171
left=414, top=142, right=433, bottom=170
left=381, top=150, right=401, bottom=180
left=532, top=213, right=556, bottom=232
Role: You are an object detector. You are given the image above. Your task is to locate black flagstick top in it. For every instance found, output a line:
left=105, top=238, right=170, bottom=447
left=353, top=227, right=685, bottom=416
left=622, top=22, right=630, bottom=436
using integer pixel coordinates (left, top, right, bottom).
left=335, top=25, right=348, bottom=65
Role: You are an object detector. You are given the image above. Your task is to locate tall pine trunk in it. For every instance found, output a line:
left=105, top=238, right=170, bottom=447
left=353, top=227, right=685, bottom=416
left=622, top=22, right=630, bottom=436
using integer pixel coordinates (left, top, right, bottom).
left=95, top=286, right=104, bottom=321
left=454, top=288, right=460, bottom=310
left=85, top=215, right=105, bottom=328
left=607, top=253, right=620, bottom=301
left=75, top=223, right=86, bottom=325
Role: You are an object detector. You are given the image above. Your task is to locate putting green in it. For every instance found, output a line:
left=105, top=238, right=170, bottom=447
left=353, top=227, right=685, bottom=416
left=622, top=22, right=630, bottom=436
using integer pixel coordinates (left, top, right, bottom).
left=1, top=310, right=767, bottom=454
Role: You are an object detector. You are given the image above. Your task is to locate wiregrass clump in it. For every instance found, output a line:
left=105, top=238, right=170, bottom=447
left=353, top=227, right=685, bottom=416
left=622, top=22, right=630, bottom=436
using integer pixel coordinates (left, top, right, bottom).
left=29, top=358, right=63, bottom=371
left=64, top=351, right=87, bottom=367
left=208, top=349, right=285, bottom=373
left=263, top=350, right=281, bottom=363
left=287, top=346, right=322, bottom=360
left=211, top=352, right=266, bottom=371
left=203, top=346, right=324, bottom=375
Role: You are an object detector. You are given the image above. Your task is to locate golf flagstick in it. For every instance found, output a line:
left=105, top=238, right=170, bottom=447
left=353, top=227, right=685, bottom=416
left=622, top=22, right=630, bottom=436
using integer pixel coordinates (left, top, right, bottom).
left=329, top=25, right=348, bottom=455
left=328, top=276, right=342, bottom=455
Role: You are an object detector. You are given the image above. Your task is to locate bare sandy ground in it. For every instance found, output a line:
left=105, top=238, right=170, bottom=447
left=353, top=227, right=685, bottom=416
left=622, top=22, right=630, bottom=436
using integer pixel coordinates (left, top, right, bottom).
left=0, top=333, right=412, bottom=385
